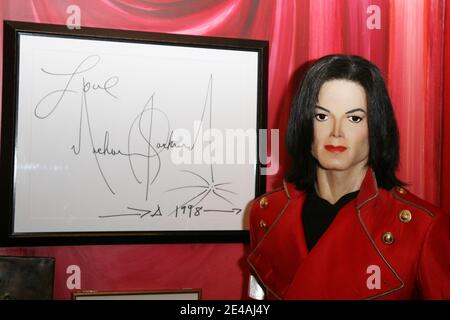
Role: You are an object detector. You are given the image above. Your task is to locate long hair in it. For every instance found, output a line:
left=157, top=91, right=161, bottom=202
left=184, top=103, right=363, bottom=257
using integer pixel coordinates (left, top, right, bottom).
left=285, top=54, right=404, bottom=191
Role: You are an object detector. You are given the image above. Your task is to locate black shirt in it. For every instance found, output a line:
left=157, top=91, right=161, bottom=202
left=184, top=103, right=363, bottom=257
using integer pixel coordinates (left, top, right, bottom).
left=302, top=189, right=359, bottom=251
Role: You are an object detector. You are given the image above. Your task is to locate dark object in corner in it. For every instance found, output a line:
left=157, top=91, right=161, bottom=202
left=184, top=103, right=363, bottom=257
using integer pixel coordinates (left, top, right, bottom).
left=0, top=256, right=54, bottom=299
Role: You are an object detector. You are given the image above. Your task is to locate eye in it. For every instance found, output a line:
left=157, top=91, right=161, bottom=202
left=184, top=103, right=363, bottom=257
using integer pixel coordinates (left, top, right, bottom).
left=348, top=115, right=363, bottom=123
left=315, top=113, right=328, bottom=122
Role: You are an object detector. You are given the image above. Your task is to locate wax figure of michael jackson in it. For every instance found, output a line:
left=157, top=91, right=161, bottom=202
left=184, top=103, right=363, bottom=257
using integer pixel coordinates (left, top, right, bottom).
left=247, top=54, right=450, bottom=300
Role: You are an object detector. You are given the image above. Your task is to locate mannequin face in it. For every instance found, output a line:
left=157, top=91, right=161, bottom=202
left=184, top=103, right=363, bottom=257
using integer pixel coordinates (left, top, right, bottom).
left=311, top=79, right=369, bottom=172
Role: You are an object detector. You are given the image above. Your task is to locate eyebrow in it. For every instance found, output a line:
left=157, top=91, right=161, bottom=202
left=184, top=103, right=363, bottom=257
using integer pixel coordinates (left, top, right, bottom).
left=315, top=105, right=366, bottom=114
left=345, top=108, right=367, bottom=114
left=315, top=105, right=330, bottom=113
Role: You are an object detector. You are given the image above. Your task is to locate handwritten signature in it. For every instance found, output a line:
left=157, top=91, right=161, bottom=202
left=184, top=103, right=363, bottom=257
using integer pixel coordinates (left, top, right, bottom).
left=34, top=54, right=238, bottom=211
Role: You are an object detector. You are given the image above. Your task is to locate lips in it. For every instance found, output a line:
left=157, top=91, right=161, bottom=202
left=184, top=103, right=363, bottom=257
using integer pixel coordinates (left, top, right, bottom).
left=324, top=145, right=347, bottom=152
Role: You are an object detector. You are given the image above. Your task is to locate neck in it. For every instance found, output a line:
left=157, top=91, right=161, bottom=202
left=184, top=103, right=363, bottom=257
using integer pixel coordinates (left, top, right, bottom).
left=315, top=164, right=368, bottom=204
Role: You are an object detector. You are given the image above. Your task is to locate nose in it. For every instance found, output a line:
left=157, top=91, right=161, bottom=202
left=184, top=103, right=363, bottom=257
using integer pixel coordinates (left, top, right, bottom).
left=331, top=117, right=343, bottom=138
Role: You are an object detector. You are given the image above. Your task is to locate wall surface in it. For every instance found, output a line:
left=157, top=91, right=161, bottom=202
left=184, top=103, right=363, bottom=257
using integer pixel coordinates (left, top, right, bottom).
left=0, top=0, right=448, bottom=299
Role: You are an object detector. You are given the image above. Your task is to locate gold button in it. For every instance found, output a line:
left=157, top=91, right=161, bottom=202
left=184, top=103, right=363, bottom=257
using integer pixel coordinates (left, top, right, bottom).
left=399, top=209, right=412, bottom=223
left=397, top=187, right=407, bottom=194
left=259, top=197, right=269, bottom=208
left=259, top=220, right=267, bottom=230
left=382, top=232, right=395, bottom=245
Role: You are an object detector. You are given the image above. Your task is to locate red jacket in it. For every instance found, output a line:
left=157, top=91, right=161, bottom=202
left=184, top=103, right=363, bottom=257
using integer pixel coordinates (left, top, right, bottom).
left=247, top=169, right=450, bottom=299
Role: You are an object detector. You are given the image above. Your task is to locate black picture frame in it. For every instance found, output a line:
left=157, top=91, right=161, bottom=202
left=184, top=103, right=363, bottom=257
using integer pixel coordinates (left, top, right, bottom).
left=0, top=20, right=268, bottom=246
left=0, top=256, right=55, bottom=299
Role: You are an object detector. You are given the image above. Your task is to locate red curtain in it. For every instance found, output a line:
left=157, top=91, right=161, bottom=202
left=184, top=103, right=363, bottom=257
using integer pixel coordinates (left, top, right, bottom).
left=443, top=0, right=450, bottom=218
left=0, top=0, right=448, bottom=299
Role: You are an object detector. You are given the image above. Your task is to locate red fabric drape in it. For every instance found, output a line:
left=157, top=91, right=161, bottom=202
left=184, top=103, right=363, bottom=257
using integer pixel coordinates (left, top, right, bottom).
left=442, top=0, right=450, bottom=217
left=0, top=0, right=447, bottom=299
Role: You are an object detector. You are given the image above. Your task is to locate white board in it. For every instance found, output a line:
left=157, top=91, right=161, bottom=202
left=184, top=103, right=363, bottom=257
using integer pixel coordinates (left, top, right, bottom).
left=8, top=29, right=264, bottom=237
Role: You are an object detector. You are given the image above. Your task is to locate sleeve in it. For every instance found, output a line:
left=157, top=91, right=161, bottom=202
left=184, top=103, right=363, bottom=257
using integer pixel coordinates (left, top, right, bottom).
left=247, top=198, right=262, bottom=248
left=417, top=212, right=450, bottom=299
left=246, top=199, right=266, bottom=300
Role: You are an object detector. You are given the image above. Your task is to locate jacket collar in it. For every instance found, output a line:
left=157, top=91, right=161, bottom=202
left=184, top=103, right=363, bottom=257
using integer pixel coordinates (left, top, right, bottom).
left=283, top=167, right=379, bottom=208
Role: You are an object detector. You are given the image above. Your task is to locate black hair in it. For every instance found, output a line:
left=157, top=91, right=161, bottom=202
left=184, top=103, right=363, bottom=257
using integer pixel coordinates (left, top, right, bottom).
left=285, top=54, right=404, bottom=191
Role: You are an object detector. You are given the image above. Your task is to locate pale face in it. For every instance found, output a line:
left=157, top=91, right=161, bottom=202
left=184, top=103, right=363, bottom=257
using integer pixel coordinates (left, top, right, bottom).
left=311, top=79, right=369, bottom=172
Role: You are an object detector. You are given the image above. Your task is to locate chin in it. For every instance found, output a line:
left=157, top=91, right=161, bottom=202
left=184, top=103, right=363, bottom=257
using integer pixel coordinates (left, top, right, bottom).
left=318, top=158, right=351, bottom=171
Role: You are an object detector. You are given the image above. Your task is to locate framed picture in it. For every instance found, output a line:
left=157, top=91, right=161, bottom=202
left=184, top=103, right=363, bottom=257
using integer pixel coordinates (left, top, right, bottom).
left=72, top=289, right=201, bottom=300
left=0, top=256, right=55, bottom=300
left=0, top=21, right=268, bottom=246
